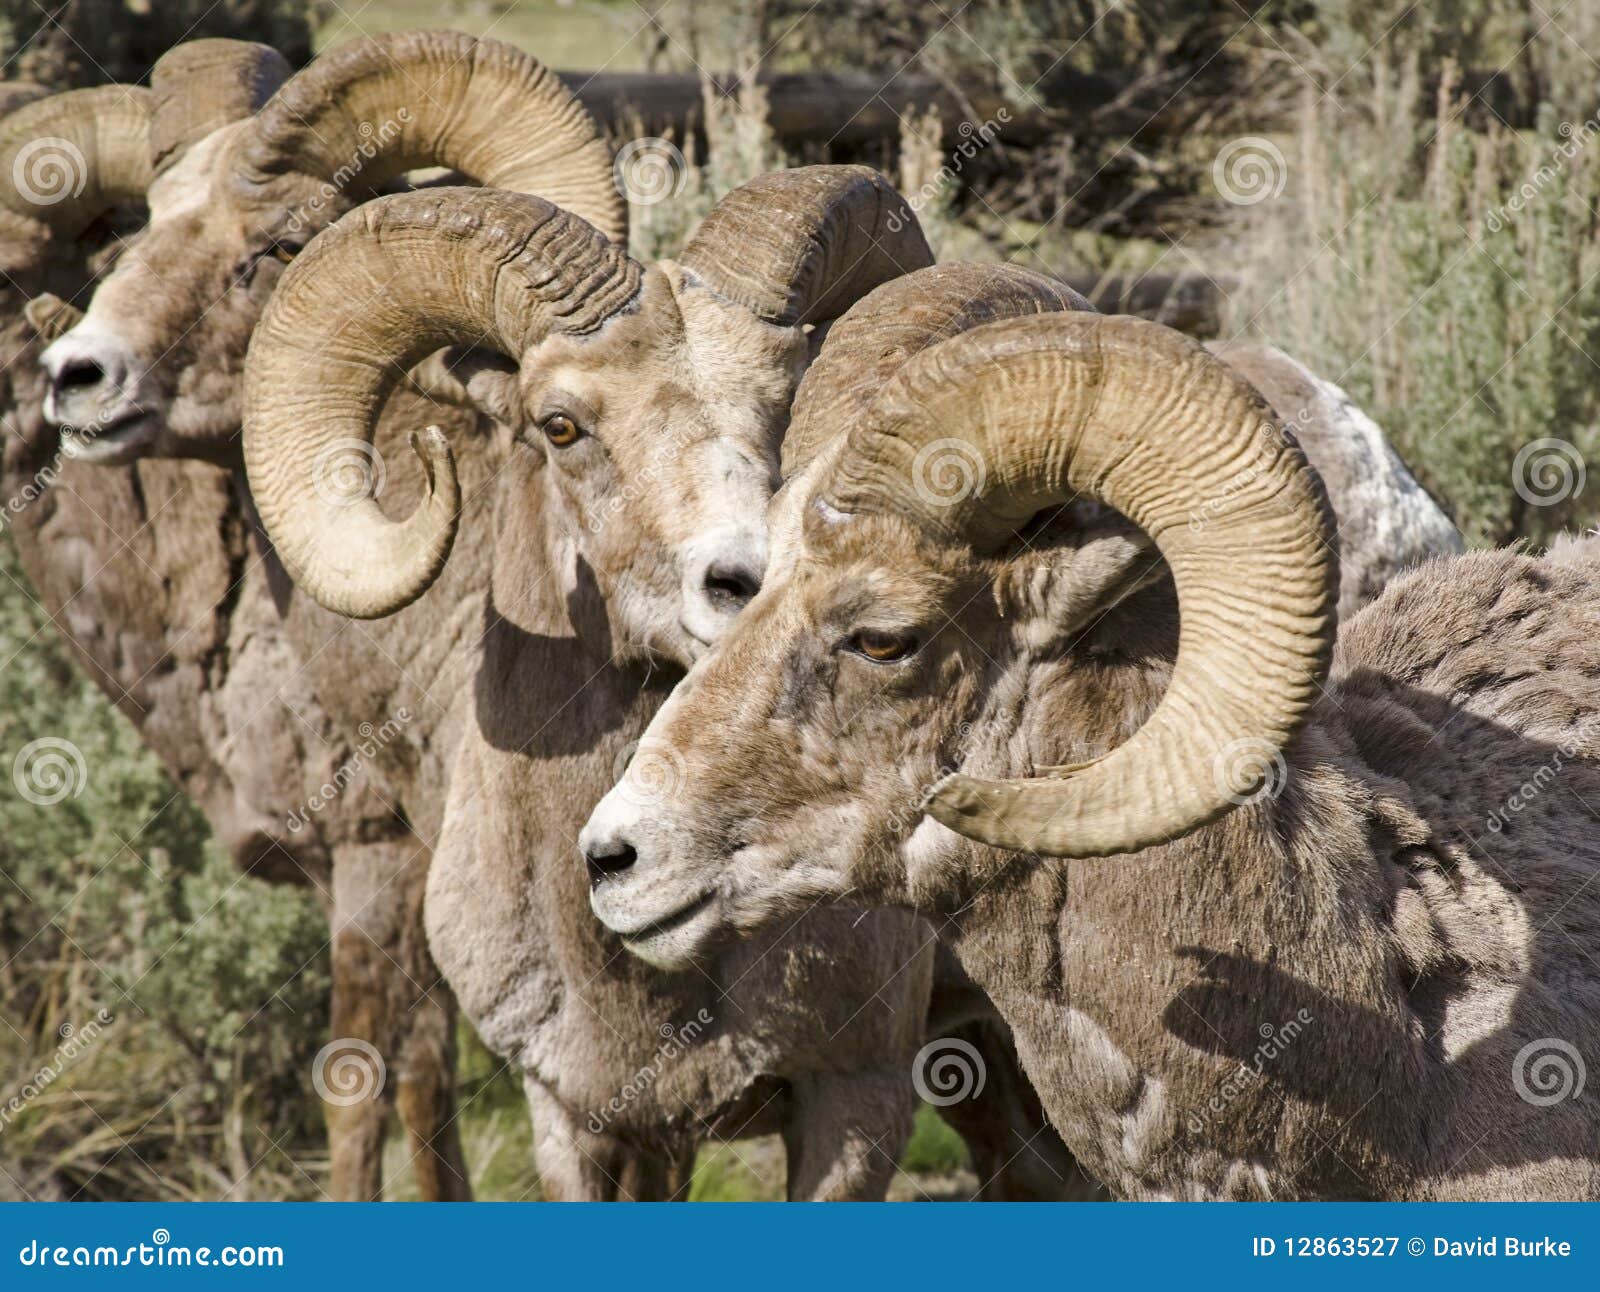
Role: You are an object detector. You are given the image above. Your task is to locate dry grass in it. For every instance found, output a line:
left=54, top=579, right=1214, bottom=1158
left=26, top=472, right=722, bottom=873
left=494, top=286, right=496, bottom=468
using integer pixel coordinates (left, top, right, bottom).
left=1229, top=54, right=1600, bottom=545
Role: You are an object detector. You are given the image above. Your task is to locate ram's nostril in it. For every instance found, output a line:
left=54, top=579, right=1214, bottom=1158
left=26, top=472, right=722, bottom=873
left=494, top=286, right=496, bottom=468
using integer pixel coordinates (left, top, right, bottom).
left=585, top=840, right=638, bottom=887
left=703, top=560, right=761, bottom=609
left=55, top=358, right=105, bottom=393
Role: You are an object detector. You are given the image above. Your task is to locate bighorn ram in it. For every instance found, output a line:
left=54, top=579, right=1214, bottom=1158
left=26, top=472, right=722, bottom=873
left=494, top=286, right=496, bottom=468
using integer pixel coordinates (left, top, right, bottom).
left=582, top=266, right=1591, bottom=1200
left=26, top=32, right=1457, bottom=1195
left=238, top=170, right=959, bottom=1199
left=36, top=29, right=1016, bottom=1199
left=0, top=78, right=472, bottom=1201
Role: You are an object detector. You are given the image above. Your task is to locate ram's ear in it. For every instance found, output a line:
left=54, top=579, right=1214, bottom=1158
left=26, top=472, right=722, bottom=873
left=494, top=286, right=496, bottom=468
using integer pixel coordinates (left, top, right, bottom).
left=25, top=293, right=83, bottom=343
left=404, top=346, right=523, bottom=429
left=993, top=506, right=1164, bottom=652
left=804, top=318, right=835, bottom=367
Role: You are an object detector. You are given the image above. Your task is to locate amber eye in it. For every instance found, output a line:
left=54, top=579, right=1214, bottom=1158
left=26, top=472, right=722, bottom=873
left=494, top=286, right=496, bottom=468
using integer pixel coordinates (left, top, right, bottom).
left=271, top=242, right=301, bottom=265
left=851, top=630, right=916, bottom=663
left=543, top=413, right=582, bottom=447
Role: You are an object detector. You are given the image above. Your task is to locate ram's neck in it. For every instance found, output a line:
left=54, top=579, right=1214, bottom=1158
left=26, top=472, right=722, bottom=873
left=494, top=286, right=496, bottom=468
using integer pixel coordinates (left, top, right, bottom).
left=937, top=702, right=1432, bottom=1200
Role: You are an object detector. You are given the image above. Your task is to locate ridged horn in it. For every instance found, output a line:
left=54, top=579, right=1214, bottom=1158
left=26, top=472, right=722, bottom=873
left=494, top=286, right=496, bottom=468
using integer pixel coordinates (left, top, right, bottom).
left=826, top=312, right=1338, bottom=858
left=150, top=39, right=290, bottom=174
left=782, top=262, right=1091, bottom=476
left=235, top=29, right=624, bottom=243
left=243, top=187, right=641, bottom=619
left=680, top=165, right=933, bottom=326
left=0, top=85, right=151, bottom=245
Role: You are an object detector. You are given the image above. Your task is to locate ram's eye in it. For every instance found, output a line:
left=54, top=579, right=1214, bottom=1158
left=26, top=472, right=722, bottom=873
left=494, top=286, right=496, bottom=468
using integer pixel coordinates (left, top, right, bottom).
left=271, top=242, right=301, bottom=265
left=850, top=630, right=917, bottom=663
left=542, top=413, right=582, bottom=447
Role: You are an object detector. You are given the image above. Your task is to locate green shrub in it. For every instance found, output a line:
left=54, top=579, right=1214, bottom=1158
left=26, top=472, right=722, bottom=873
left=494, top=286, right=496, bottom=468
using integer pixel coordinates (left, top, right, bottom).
left=1231, top=56, right=1600, bottom=546
left=0, top=537, right=329, bottom=1200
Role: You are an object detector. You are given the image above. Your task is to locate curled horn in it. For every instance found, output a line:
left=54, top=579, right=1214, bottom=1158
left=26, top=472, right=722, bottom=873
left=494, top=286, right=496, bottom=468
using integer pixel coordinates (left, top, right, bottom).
left=782, top=262, right=1092, bottom=477
left=243, top=187, right=641, bottom=619
left=150, top=39, right=290, bottom=174
left=825, top=312, right=1338, bottom=858
left=0, top=85, right=151, bottom=247
left=235, top=29, right=624, bottom=243
left=680, top=165, right=933, bottom=326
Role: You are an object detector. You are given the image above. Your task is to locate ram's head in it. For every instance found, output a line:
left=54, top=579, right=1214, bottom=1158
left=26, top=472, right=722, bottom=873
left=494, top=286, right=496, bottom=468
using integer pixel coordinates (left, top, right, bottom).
left=242, top=168, right=930, bottom=661
left=36, top=30, right=622, bottom=465
left=0, top=84, right=150, bottom=455
left=581, top=267, right=1340, bottom=966
left=0, top=82, right=149, bottom=289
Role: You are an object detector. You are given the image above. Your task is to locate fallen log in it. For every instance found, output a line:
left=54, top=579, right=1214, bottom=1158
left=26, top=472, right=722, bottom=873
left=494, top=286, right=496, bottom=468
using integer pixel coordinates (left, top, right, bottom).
left=1059, top=270, right=1234, bottom=337
left=560, top=67, right=1541, bottom=151
left=557, top=69, right=1157, bottom=147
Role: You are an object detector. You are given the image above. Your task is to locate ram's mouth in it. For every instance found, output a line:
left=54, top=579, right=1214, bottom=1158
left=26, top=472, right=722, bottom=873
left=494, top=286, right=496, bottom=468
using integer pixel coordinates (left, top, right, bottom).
left=597, top=887, right=722, bottom=970
left=61, top=409, right=158, bottom=462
